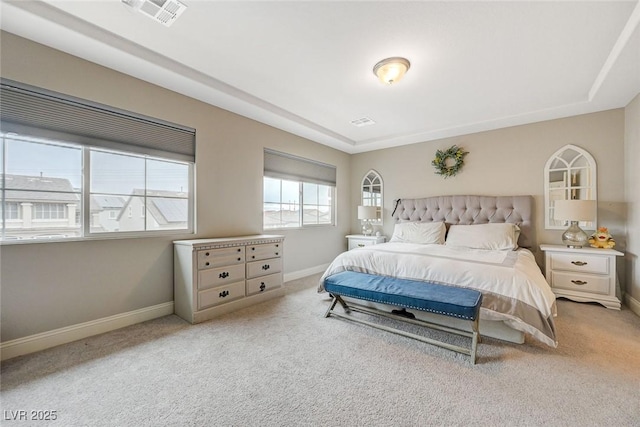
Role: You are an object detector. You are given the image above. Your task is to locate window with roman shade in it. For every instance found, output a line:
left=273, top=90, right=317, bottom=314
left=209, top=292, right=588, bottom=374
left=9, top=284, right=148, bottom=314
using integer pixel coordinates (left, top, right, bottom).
left=263, top=148, right=336, bottom=229
left=0, top=78, right=196, bottom=242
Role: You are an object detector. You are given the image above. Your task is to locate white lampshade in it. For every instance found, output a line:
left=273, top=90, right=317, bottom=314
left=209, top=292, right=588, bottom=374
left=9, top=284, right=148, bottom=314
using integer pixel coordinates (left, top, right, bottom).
left=553, top=199, right=596, bottom=222
left=553, top=199, right=596, bottom=248
left=357, top=205, right=377, bottom=220
left=373, top=57, right=410, bottom=85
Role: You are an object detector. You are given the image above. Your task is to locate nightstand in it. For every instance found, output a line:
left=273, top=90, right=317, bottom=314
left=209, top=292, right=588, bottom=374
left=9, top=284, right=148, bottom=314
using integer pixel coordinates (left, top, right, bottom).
left=540, top=244, right=623, bottom=310
left=346, top=234, right=386, bottom=251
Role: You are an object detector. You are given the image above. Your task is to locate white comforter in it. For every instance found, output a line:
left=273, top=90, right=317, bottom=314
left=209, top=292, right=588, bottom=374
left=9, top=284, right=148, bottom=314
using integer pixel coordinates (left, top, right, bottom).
left=319, top=242, right=557, bottom=347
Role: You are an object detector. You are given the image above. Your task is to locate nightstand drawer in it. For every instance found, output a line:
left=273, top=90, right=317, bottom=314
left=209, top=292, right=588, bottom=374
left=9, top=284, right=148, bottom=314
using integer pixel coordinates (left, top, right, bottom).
left=346, top=235, right=386, bottom=251
left=549, top=253, right=608, bottom=274
left=540, top=244, right=623, bottom=310
left=349, top=239, right=375, bottom=250
left=550, top=271, right=610, bottom=295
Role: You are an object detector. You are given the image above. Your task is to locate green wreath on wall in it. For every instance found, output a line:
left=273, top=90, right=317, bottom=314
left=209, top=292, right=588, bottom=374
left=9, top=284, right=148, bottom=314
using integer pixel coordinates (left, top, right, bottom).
left=431, top=145, right=469, bottom=178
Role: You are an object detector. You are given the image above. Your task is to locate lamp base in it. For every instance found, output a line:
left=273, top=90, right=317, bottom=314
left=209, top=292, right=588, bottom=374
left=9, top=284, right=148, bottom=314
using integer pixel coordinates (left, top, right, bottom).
left=362, top=221, right=373, bottom=236
left=562, top=221, right=589, bottom=248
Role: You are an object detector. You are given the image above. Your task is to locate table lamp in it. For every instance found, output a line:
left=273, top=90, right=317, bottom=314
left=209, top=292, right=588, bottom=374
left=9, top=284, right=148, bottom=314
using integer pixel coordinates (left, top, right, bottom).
left=553, top=199, right=596, bottom=248
left=357, top=205, right=377, bottom=236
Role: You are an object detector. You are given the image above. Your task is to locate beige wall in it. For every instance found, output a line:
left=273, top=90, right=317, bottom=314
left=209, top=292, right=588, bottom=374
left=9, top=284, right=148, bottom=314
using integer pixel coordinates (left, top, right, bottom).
left=350, top=110, right=627, bottom=269
left=624, top=93, right=640, bottom=309
left=0, top=32, right=351, bottom=341
left=1, top=31, right=637, bottom=344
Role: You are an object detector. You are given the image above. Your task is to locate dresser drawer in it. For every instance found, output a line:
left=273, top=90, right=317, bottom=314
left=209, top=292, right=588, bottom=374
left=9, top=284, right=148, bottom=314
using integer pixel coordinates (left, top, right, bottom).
left=246, top=257, right=282, bottom=279
left=549, top=253, right=608, bottom=274
left=246, top=273, right=283, bottom=296
left=198, top=263, right=246, bottom=290
left=551, top=271, right=610, bottom=295
left=197, top=246, right=245, bottom=269
left=198, top=281, right=245, bottom=309
left=246, top=242, right=282, bottom=262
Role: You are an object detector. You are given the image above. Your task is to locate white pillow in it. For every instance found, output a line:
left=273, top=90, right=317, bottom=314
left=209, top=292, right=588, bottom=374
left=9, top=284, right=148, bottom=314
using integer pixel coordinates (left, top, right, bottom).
left=445, top=223, right=521, bottom=250
left=389, top=221, right=446, bottom=244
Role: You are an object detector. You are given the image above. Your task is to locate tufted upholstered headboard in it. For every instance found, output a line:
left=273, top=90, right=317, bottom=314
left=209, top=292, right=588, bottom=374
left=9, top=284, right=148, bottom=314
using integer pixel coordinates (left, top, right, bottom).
left=391, top=195, right=534, bottom=248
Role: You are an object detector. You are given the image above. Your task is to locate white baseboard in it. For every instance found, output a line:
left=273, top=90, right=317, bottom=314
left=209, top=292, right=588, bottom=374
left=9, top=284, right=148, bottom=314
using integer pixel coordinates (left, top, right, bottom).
left=1, top=263, right=344, bottom=361
left=0, top=302, right=174, bottom=361
left=625, top=293, right=640, bottom=317
left=284, top=263, right=329, bottom=283
left=1, top=264, right=329, bottom=362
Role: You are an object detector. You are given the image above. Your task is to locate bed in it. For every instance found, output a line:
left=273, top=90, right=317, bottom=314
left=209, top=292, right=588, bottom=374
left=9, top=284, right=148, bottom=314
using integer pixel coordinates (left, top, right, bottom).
left=319, top=195, right=558, bottom=347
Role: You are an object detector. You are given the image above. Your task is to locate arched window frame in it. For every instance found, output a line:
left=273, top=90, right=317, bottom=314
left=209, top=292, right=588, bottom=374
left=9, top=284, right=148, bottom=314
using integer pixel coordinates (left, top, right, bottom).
left=544, top=144, right=597, bottom=230
left=361, top=169, right=383, bottom=225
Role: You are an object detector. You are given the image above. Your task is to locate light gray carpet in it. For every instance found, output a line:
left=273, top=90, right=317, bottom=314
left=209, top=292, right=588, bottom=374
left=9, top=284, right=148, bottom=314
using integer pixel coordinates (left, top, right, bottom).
left=2, top=274, right=639, bottom=426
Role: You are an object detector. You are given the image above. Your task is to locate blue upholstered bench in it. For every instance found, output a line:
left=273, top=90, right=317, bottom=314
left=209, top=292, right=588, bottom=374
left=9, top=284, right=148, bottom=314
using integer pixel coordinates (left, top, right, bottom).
left=323, top=271, right=483, bottom=364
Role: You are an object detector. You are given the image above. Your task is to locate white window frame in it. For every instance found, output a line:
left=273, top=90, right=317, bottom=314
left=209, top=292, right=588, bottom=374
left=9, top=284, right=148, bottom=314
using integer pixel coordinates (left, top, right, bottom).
left=1, top=134, right=195, bottom=244
left=263, top=177, right=335, bottom=230
left=302, top=182, right=334, bottom=226
left=263, top=149, right=336, bottom=231
left=33, top=203, right=67, bottom=220
left=1, top=78, right=196, bottom=244
left=5, top=202, right=21, bottom=220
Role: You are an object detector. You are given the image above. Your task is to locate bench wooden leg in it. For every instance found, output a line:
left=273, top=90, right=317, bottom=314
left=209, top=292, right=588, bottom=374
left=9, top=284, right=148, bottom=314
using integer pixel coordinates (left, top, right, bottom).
left=324, top=295, right=339, bottom=318
left=470, top=317, right=480, bottom=365
left=324, top=295, right=350, bottom=318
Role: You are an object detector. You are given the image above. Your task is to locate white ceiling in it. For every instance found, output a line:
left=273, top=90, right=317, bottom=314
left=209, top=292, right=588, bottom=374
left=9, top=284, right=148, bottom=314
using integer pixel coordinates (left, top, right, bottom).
left=1, top=0, right=639, bottom=154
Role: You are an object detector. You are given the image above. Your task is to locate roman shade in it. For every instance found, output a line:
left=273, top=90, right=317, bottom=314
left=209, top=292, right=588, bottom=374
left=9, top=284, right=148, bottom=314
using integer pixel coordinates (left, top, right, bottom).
left=0, top=78, right=196, bottom=162
left=264, top=148, right=336, bottom=186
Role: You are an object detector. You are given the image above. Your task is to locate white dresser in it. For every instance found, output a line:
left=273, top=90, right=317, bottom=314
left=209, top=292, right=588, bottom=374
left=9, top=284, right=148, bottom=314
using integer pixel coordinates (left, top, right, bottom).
left=174, top=235, right=285, bottom=323
left=540, top=244, right=623, bottom=310
left=346, top=234, right=386, bottom=250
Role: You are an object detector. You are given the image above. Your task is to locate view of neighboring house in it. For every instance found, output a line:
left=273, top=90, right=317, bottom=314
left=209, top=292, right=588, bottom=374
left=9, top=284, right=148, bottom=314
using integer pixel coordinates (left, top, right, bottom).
left=1, top=174, right=80, bottom=240
left=90, top=195, right=126, bottom=232
left=2, top=176, right=189, bottom=238
left=117, top=189, right=188, bottom=232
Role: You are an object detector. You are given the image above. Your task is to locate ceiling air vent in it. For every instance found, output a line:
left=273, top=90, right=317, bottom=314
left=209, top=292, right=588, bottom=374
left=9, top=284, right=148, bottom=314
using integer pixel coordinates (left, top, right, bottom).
left=350, top=117, right=376, bottom=127
left=122, top=0, right=188, bottom=27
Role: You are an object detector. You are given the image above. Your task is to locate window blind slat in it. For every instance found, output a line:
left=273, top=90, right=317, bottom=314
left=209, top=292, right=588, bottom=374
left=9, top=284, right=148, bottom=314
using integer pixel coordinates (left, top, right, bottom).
left=264, top=149, right=336, bottom=186
left=0, top=79, right=195, bottom=162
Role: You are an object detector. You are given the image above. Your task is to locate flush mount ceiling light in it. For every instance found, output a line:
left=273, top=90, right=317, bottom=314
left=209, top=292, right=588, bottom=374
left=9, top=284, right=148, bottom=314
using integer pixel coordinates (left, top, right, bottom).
left=122, top=0, right=188, bottom=27
left=373, top=57, right=411, bottom=85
